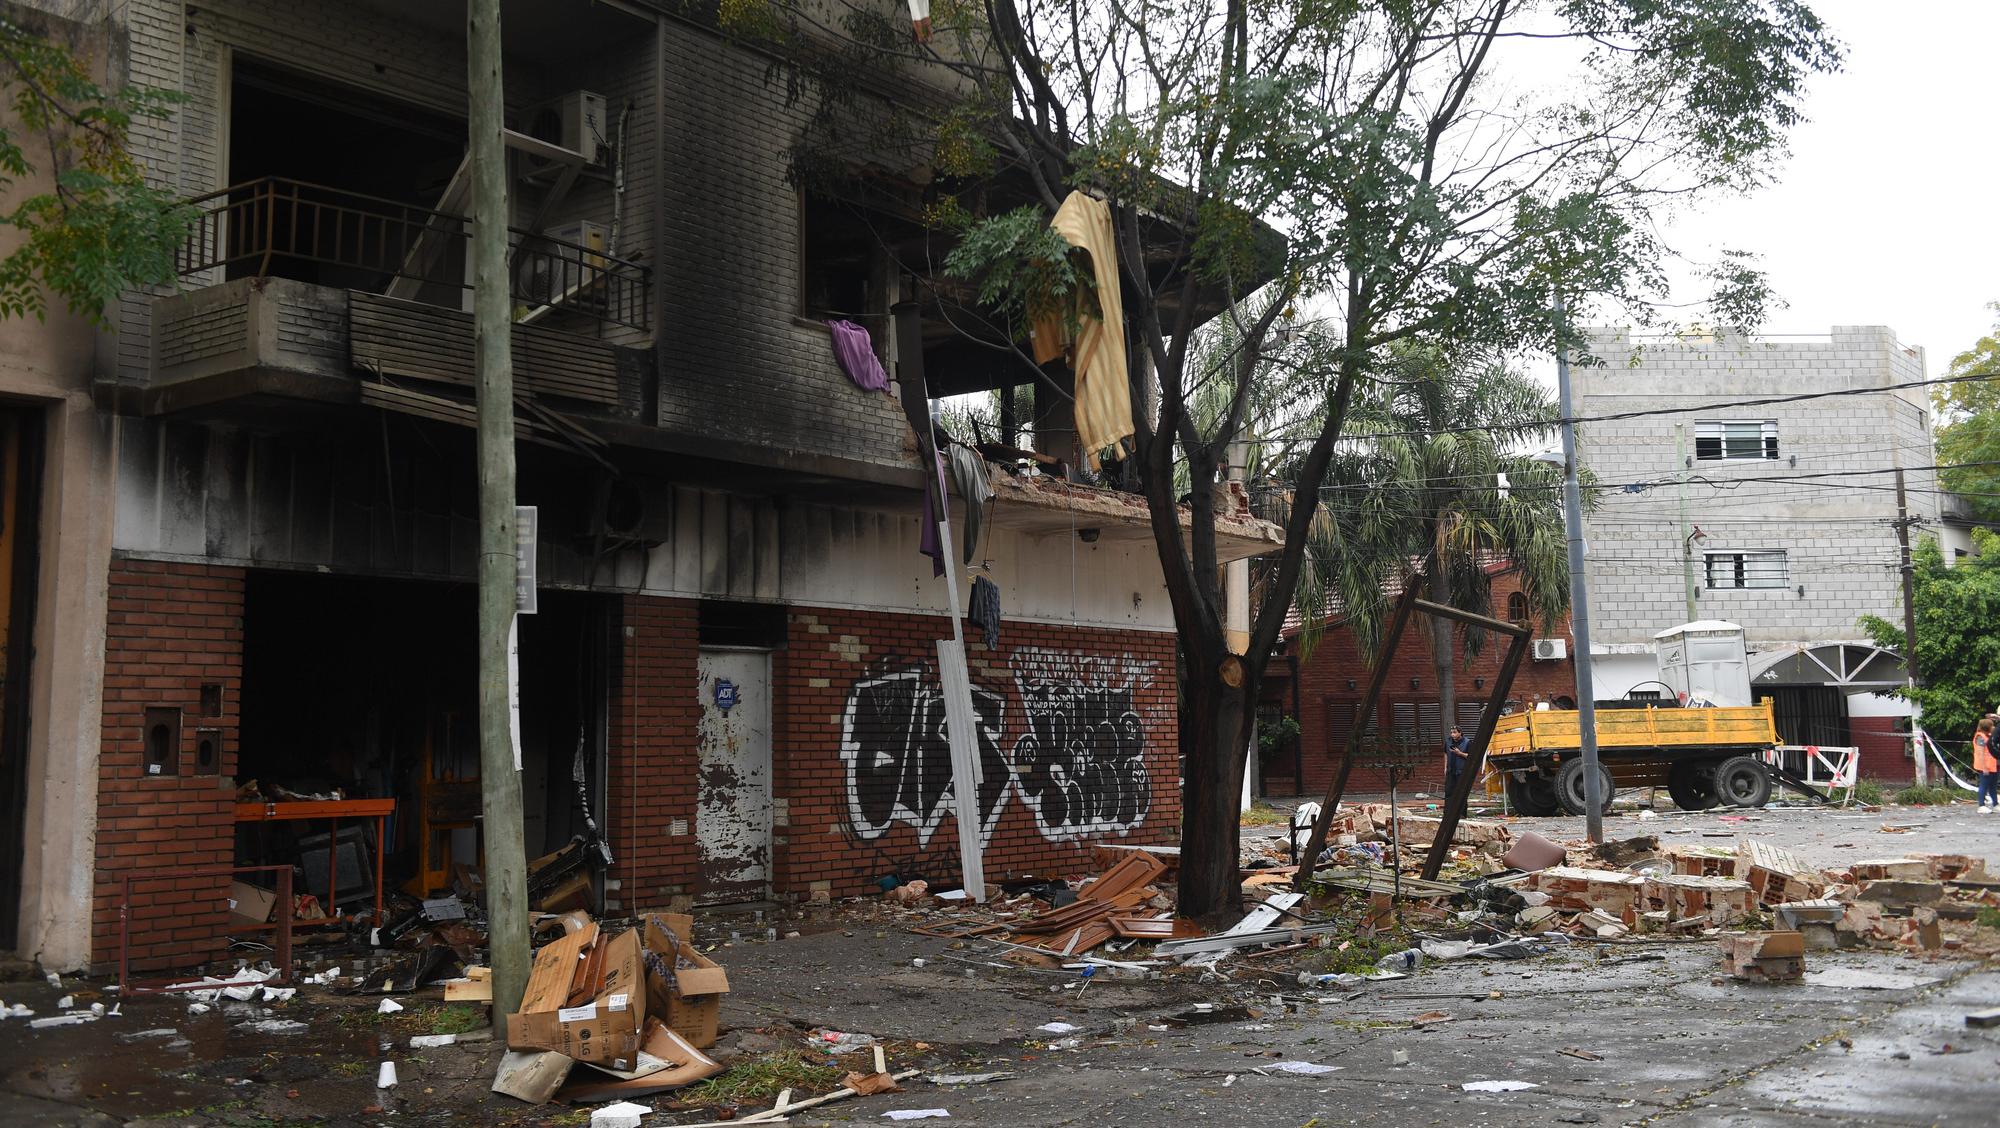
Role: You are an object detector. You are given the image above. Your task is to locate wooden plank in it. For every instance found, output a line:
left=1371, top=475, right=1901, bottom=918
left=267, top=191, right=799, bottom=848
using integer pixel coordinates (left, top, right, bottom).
left=1079, top=854, right=1167, bottom=904
left=445, top=977, right=494, bottom=1002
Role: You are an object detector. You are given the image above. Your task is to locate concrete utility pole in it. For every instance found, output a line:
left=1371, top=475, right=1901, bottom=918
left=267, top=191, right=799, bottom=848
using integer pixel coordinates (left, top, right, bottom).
left=1676, top=423, right=1698, bottom=623
left=1895, top=469, right=1928, bottom=787
left=1554, top=295, right=1604, bottom=843
left=469, top=0, right=530, bottom=1028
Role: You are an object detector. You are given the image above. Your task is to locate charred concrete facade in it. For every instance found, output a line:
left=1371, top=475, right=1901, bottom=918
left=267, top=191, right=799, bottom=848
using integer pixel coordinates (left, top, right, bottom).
left=4, top=1, right=1281, bottom=972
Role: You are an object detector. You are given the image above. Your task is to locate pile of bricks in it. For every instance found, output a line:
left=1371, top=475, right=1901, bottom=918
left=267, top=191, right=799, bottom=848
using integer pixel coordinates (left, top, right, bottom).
left=1735, top=840, right=1829, bottom=907
left=1649, top=874, right=1756, bottom=927
left=1720, top=931, right=1806, bottom=982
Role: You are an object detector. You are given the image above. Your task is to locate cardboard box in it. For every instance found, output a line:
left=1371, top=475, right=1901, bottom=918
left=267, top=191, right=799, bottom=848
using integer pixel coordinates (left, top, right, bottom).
left=640, top=914, right=731, bottom=1049
left=228, top=881, right=278, bottom=928
left=507, top=925, right=645, bottom=1068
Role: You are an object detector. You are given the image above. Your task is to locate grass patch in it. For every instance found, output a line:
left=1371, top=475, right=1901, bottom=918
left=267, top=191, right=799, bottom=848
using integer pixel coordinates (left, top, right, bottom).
left=1893, top=783, right=1963, bottom=806
left=1241, top=800, right=1295, bottom=827
left=1976, top=906, right=2000, bottom=930
left=1851, top=778, right=1887, bottom=806
left=683, top=1049, right=843, bottom=1108
left=333, top=1008, right=388, bottom=1029
left=429, top=1004, right=485, bottom=1035
left=328, top=1059, right=369, bottom=1078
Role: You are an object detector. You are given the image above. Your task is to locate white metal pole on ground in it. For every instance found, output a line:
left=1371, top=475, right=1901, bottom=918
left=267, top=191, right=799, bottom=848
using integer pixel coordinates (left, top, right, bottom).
left=1554, top=295, right=1603, bottom=843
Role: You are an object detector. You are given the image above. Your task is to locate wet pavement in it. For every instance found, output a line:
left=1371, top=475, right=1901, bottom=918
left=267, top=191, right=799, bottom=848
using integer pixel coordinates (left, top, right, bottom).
left=2, top=800, right=1995, bottom=1126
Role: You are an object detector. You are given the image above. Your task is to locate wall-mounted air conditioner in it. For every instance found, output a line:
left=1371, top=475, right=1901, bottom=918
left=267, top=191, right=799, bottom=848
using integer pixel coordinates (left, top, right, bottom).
left=1531, top=638, right=1567, bottom=661
left=527, top=90, right=608, bottom=167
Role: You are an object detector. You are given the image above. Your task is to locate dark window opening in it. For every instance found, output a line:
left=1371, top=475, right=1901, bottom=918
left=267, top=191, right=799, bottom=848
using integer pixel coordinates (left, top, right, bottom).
left=800, top=193, right=879, bottom=324
left=1505, top=591, right=1528, bottom=623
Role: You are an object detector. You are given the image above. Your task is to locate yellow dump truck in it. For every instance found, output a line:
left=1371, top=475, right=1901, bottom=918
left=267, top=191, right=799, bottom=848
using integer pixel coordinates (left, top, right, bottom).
left=1485, top=698, right=1782, bottom=816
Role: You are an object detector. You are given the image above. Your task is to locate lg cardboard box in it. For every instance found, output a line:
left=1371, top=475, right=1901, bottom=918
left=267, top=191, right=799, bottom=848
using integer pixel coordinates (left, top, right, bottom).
left=507, top=927, right=646, bottom=1068
left=641, top=914, right=730, bottom=1048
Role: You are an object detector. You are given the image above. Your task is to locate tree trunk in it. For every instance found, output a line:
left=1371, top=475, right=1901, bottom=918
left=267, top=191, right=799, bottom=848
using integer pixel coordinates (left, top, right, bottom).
left=1177, top=657, right=1254, bottom=921
left=1429, top=567, right=1456, bottom=772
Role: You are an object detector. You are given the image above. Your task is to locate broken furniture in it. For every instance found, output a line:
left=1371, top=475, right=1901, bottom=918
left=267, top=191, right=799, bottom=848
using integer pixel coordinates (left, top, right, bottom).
left=408, top=714, right=482, bottom=898
left=234, top=797, right=394, bottom=925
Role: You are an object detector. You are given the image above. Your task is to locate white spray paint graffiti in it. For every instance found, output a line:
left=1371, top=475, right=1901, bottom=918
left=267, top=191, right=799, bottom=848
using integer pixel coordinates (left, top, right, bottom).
left=1009, top=648, right=1155, bottom=841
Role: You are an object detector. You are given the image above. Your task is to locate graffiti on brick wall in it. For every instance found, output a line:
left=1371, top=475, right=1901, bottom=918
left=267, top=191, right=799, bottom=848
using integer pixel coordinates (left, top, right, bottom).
left=837, top=649, right=1157, bottom=848
left=1010, top=648, right=1154, bottom=840
left=839, top=666, right=1009, bottom=848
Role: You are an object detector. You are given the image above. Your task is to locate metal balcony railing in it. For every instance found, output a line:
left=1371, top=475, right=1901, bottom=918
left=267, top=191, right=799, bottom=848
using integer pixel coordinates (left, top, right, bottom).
left=176, top=177, right=650, bottom=332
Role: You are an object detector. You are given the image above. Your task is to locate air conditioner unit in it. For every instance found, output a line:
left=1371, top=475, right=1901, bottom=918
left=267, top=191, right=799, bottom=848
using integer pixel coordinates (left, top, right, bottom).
left=1531, top=638, right=1568, bottom=661
left=518, top=219, right=609, bottom=306
left=526, top=90, right=609, bottom=167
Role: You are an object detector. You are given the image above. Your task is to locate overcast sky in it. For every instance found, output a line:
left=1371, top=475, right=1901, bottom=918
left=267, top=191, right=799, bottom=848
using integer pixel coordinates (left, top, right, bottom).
left=1647, top=0, right=2000, bottom=369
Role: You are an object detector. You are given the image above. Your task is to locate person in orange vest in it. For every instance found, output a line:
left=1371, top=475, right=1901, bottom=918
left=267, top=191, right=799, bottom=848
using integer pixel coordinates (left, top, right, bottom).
left=1974, top=715, right=1997, bottom=812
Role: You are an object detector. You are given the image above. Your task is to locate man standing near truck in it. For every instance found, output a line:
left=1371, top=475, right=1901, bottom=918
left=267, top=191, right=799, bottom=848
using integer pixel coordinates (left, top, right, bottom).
left=1444, top=725, right=1471, bottom=798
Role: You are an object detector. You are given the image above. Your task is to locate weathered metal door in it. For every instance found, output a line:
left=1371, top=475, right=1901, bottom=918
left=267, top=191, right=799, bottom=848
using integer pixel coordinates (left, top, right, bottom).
left=695, top=649, right=773, bottom=905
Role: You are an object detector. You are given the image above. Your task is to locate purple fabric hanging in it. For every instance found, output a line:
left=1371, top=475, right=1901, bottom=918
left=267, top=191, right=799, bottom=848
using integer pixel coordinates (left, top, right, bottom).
left=919, top=450, right=947, bottom=577
left=826, top=319, right=890, bottom=392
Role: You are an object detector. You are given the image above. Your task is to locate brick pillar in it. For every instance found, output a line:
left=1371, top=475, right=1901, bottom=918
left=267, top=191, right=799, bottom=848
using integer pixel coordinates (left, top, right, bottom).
left=604, top=594, right=699, bottom=913
left=93, top=560, right=244, bottom=972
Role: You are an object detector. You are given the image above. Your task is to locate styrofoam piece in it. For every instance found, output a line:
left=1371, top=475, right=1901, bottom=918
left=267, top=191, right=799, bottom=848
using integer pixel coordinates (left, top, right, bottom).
left=591, top=1101, right=651, bottom=1128
left=377, top=1061, right=398, bottom=1089
left=377, top=998, right=403, bottom=1014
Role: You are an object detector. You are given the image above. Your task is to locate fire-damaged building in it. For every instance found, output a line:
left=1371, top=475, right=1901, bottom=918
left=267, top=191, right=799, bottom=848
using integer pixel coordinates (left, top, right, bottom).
left=0, top=0, right=1282, bottom=973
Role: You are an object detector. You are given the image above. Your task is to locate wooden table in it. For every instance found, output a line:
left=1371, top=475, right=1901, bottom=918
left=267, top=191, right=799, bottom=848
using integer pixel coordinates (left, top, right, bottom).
left=234, top=798, right=395, bottom=925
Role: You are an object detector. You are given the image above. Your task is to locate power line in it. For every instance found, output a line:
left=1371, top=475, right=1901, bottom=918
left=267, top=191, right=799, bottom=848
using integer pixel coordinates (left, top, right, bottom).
left=1254, top=364, right=1992, bottom=445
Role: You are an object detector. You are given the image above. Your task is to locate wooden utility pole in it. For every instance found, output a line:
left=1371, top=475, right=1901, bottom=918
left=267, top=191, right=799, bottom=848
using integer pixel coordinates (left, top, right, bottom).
left=1895, top=469, right=1927, bottom=787
left=469, top=0, right=530, bottom=1027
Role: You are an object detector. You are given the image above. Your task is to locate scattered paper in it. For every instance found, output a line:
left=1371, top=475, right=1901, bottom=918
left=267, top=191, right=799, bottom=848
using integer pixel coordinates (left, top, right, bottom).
left=926, top=1072, right=1015, bottom=1085
left=1269, top=1061, right=1341, bottom=1075
left=409, top=1034, right=459, bottom=1049
left=1463, top=1080, right=1539, bottom=1092
left=242, top=1018, right=308, bottom=1034
left=378, top=998, right=403, bottom=1014
left=884, top=1112, right=951, bottom=1121
left=1036, top=1022, right=1079, bottom=1034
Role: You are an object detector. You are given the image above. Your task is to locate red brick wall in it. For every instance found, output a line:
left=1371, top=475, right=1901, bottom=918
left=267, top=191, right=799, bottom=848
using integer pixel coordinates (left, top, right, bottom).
left=1274, top=575, right=1579, bottom=797
left=93, top=560, right=244, bottom=971
left=602, top=603, right=1181, bottom=904
left=775, top=609, right=1180, bottom=896
left=605, top=594, right=702, bottom=911
left=1850, top=717, right=1913, bottom=785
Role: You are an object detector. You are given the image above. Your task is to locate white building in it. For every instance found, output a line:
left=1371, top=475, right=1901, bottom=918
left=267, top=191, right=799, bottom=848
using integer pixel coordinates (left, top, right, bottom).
left=1573, top=326, right=1934, bottom=776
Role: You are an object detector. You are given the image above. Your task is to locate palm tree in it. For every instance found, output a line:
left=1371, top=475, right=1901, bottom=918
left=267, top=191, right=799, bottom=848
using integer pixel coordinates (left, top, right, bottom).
left=1292, top=342, right=1571, bottom=757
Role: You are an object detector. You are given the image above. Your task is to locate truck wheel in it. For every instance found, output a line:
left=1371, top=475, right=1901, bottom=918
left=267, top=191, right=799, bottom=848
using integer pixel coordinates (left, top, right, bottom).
left=1555, top=758, right=1615, bottom=816
left=1505, top=771, right=1561, bottom=816
left=1667, top=764, right=1720, bottom=811
left=1714, top=756, right=1773, bottom=808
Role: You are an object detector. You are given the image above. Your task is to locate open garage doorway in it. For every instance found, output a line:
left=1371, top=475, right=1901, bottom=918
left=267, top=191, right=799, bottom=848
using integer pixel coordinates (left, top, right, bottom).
left=237, top=571, right=612, bottom=910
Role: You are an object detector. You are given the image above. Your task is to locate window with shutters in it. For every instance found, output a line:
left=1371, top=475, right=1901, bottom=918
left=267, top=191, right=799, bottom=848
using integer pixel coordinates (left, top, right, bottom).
left=1505, top=591, right=1528, bottom=624
left=1704, top=549, right=1788, bottom=589
left=1693, top=420, right=1779, bottom=461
